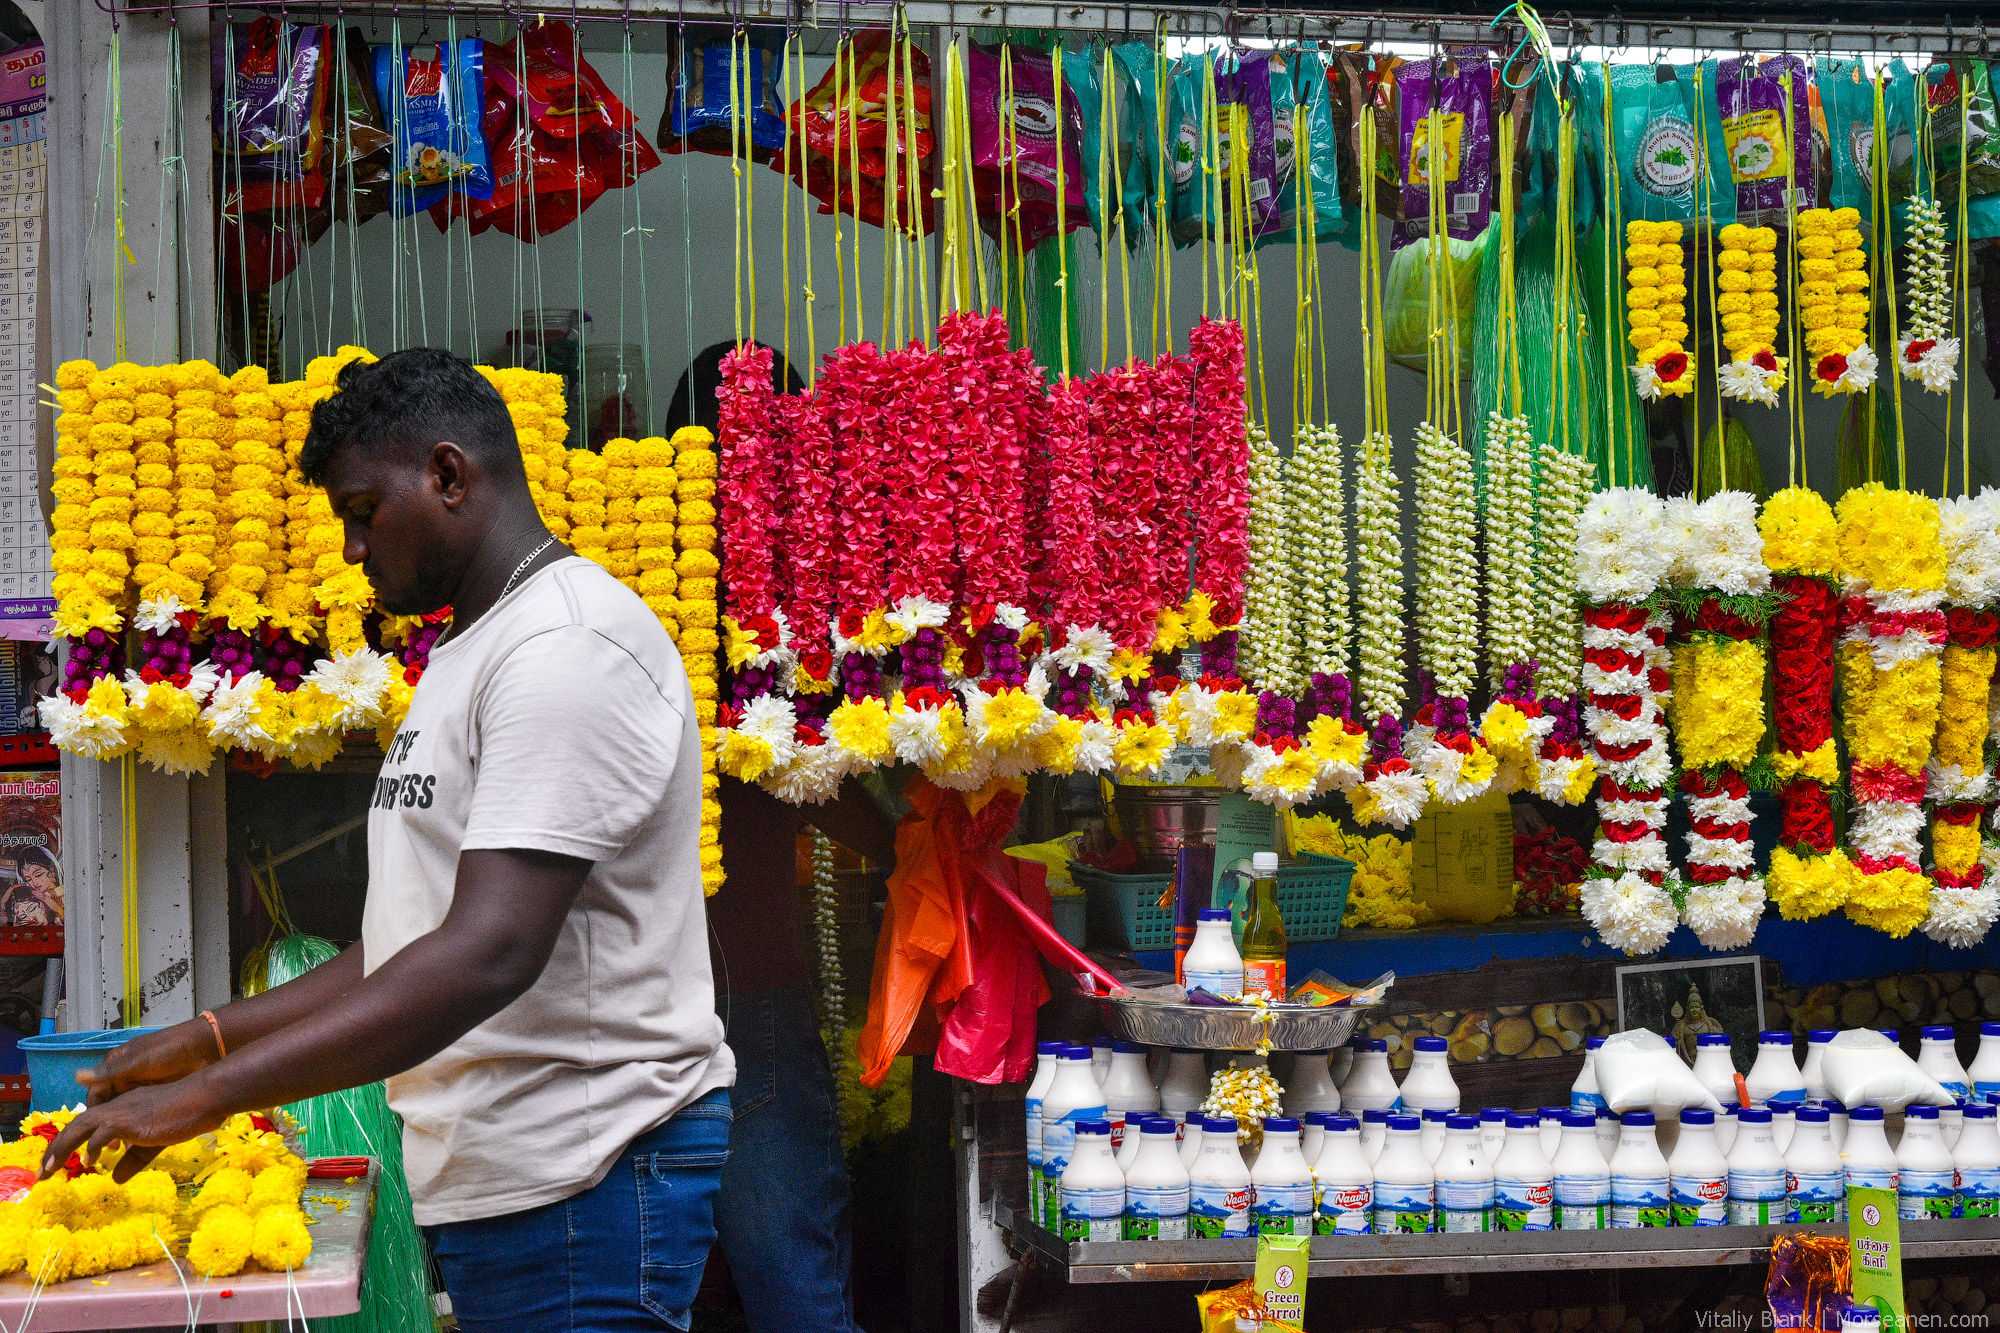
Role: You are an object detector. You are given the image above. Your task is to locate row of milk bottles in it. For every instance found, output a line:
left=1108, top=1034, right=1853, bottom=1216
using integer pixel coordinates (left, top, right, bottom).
left=1028, top=1021, right=2000, bottom=1239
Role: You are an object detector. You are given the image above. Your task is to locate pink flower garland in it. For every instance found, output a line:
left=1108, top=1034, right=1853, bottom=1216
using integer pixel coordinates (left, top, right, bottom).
left=717, top=343, right=785, bottom=621
left=1187, top=318, right=1250, bottom=624
left=1147, top=352, right=1199, bottom=615
left=1043, top=376, right=1099, bottom=636
left=981, top=328, right=1045, bottom=612
left=881, top=340, right=957, bottom=610
left=779, top=390, right=838, bottom=655
left=938, top=312, right=1027, bottom=611
left=818, top=341, right=892, bottom=620
left=1085, top=363, right=1162, bottom=650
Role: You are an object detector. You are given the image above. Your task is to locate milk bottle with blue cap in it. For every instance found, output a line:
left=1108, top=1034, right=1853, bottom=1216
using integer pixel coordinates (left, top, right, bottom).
left=1571, top=1036, right=1608, bottom=1113
left=1314, top=1114, right=1373, bottom=1235
left=1725, top=1108, right=1788, bottom=1224
left=1970, top=1022, right=2000, bottom=1103
left=1493, top=1112, right=1554, bottom=1231
left=1159, top=1048, right=1208, bottom=1128
left=1841, top=1105, right=1899, bottom=1193
left=1895, top=1104, right=1957, bottom=1221
left=1398, top=1037, right=1460, bottom=1111
left=1058, top=1121, right=1125, bottom=1241
left=1610, top=1112, right=1671, bottom=1228
left=1551, top=1111, right=1610, bottom=1230
left=1122, top=1118, right=1190, bottom=1239
left=1358, top=1107, right=1391, bottom=1164
left=1040, top=1045, right=1107, bottom=1231
left=1433, top=1114, right=1496, bottom=1233
left=1669, top=1108, right=1728, bottom=1227
left=1371, top=1114, right=1435, bottom=1233
left=1785, top=1105, right=1845, bottom=1224
left=1953, top=1102, right=2000, bottom=1219
left=1025, top=1040, right=1063, bottom=1222
left=1918, top=1026, right=1971, bottom=1100
left=1181, top=909, right=1245, bottom=997
left=1340, top=1039, right=1402, bottom=1111
left=1801, top=1029, right=1836, bottom=1103
left=1298, top=1111, right=1329, bottom=1167
left=1188, top=1115, right=1253, bottom=1238
left=1747, top=1031, right=1807, bottom=1109
left=1101, top=1040, right=1161, bottom=1149
left=1691, top=1033, right=1740, bottom=1108
left=1250, top=1118, right=1316, bottom=1235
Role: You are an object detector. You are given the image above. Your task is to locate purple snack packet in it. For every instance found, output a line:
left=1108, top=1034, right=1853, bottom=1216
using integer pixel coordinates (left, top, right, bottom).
left=1214, top=50, right=1282, bottom=240
left=1396, top=53, right=1493, bottom=247
left=1714, top=54, right=1814, bottom=220
left=966, top=45, right=1088, bottom=251
left=213, top=17, right=331, bottom=188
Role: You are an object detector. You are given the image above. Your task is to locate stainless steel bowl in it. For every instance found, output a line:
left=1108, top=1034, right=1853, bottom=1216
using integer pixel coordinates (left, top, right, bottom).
left=1111, top=785, right=1222, bottom=872
left=1093, top=995, right=1376, bottom=1051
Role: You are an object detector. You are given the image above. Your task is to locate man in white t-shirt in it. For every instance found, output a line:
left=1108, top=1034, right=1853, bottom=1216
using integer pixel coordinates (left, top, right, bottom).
left=43, top=348, right=734, bottom=1332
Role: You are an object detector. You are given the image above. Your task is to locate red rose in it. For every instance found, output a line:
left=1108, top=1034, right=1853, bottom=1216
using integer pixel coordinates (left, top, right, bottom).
left=1271, top=734, right=1301, bottom=753
left=1947, top=606, right=2000, bottom=648
left=717, top=703, right=744, bottom=730
left=1753, top=349, right=1779, bottom=372
left=1816, top=352, right=1848, bottom=383
left=1648, top=667, right=1673, bottom=694
left=404, top=663, right=425, bottom=685
left=978, top=679, right=1006, bottom=696
left=795, top=722, right=824, bottom=746
left=1907, top=338, right=1937, bottom=363
left=1655, top=351, right=1689, bottom=382
left=174, top=609, right=202, bottom=631
left=838, top=610, right=866, bottom=639
left=743, top=614, right=781, bottom=650
left=799, top=646, right=832, bottom=680
left=423, top=606, right=454, bottom=625
left=905, top=686, right=952, bottom=711
left=1684, top=864, right=1737, bottom=886
left=965, top=602, right=996, bottom=631
left=1150, top=674, right=1182, bottom=697
left=1379, top=757, right=1412, bottom=775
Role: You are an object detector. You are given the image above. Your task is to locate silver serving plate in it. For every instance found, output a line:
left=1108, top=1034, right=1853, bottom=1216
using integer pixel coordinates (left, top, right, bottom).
left=1093, top=994, right=1376, bottom=1052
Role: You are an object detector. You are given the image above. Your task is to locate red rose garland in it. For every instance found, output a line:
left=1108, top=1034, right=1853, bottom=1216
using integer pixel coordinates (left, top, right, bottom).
left=820, top=341, right=893, bottom=632
left=1188, top=318, right=1250, bottom=626
left=1766, top=572, right=1844, bottom=915
left=778, top=390, right=838, bottom=659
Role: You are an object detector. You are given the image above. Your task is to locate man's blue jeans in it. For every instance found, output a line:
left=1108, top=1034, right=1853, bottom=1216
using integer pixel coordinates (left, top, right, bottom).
left=715, top=986, right=863, bottom=1333
left=427, top=1088, right=732, bottom=1332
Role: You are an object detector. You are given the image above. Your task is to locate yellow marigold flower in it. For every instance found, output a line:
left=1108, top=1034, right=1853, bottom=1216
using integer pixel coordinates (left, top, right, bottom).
left=1845, top=865, right=1930, bottom=938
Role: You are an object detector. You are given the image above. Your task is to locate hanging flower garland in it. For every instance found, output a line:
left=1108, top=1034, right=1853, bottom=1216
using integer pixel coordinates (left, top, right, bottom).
left=1410, top=424, right=1492, bottom=804
left=718, top=342, right=797, bottom=705
left=1757, top=487, right=1848, bottom=920
left=1187, top=318, right=1251, bottom=635
left=1477, top=414, right=1545, bottom=788
left=1923, top=490, right=2000, bottom=947
left=810, top=831, right=846, bottom=1063
left=1796, top=207, right=1877, bottom=396
left=1835, top=483, right=1944, bottom=937
left=1575, top=488, right=1679, bottom=955
left=1715, top=224, right=1787, bottom=406
left=1531, top=447, right=1597, bottom=804
left=672, top=426, right=727, bottom=894
left=1343, top=430, right=1425, bottom=828
left=1624, top=220, right=1693, bottom=402
left=1240, top=427, right=1294, bottom=697
left=1898, top=198, right=1959, bottom=393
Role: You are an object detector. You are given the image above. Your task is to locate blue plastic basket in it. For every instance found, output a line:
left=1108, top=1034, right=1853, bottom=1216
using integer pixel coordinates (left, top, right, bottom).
left=1075, top=852, right=1355, bottom=951
left=20, top=1028, right=161, bottom=1113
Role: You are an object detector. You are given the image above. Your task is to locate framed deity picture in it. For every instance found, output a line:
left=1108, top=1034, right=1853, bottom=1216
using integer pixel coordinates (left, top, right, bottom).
left=1615, top=955, right=1766, bottom=1073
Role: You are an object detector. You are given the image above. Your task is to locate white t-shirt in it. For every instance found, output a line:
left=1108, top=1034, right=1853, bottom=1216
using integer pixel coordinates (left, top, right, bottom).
left=362, top=555, right=733, bottom=1226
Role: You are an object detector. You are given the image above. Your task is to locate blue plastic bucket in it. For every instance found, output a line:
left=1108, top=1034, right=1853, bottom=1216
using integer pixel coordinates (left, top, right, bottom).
left=19, top=1029, right=161, bottom=1113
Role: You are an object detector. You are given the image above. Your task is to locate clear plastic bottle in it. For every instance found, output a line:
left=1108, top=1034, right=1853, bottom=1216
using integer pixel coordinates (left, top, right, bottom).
left=1250, top=1117, right=1316, bottom=1236
left=1122, top=1118, right=1190, bottom=1240
left=1041, top=1045, right=1108, bottom=1231
left=1746, top=1031, right=1807, bottom=1109
left=1058, top=1120, right=1125, bottom=1241
left=1090, top=1034, right=1116, bottom=1085
left=1691, top=1033, right=1741, bottom=1109
left=1478, top=1108, right=1510, bottom=1160
left=1372, top=1114, right=1436, bottom=1234
left=1240, top=851, right=1287, bottom=1000
left=1188, top=1115, right=1254, bottom=1238
left=1420, top=1108, right=1452, bottom=1164
left=1182, top=908, right=1245, bottom=998
left=1102, top=1041, right=1162, bottom=1150
left=1159, top=1048, right=1209, bottom=1128
left=1970, top=1022, right=2000, bottom=1103
left=1714, top=1105, right=1741, bottom=1156
left=1434, top=1115, right=1496, bottom=1233
left=1953, top=1102, right=2000, bottom=1220
left=1725, top=1108, right=1788, bottom=1225
left=1340, top=1039, right=1402, bottom=1111
left=1917, top=1025, right=1971, bottom=1100
left=1801, top=1029, right=1837, bottom=1103
left=1284, top=1050, right=1342, bottom=1117
left=1399, top=1037, right=1460, bottom=1112
left=1572, top=1036, right=1608, bottom=1114
left=1609, top=1111, right=1672, bottom=1229
left=1536, top=1107, right=1569, bottom=1159
left=1822, top=1100, right=1848, bottom=1153
left=1359, top=1108, right=1391, bottom=1165
left=1118, top=1115, right=1158, bottom=1173
left=1785, top=1105, right=1845, bottom=1224
left=1493, top=1112, right=1554, bottom=1232
left=1551, top=1111, right=1610, bottom=1230
left=1025, top=1041, right=1063, bottom=1223
left=1841, top=1105, right=1899, bottom=1194
left=1895, top=1104, right=1957, bottom=1222
left=1179, top=1113, right=1208, bottom=1171
left=1299, top=1110, right=1329, bottom=1168
left=1314, top=1114, right=1372, bottom=1235
left=1669, top=1107, right=1729, bottom=1227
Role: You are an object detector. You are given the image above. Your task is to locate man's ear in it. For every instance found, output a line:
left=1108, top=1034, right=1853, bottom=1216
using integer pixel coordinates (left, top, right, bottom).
left=432, top=441, right=473, bottom=510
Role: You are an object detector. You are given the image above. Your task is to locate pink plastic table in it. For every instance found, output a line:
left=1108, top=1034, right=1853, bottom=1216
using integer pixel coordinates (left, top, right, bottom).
left=0, top=1159, right=376, bottom=1331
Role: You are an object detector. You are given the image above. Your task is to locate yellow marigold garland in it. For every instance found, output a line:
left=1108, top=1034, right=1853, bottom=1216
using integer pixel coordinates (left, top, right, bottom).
left=1624, top=219, right=1692, bottom=400
left=674, top=426, right=725, bottom=896
left=1715, top=223, right=1787, bottom=404
left=1795, top=207, right=1877, bottom=395
left=635, top=434, right=680, bottom=628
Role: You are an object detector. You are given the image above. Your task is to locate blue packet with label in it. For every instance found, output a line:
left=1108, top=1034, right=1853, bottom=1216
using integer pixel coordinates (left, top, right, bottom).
left=373, top=37, right=493, bottom=215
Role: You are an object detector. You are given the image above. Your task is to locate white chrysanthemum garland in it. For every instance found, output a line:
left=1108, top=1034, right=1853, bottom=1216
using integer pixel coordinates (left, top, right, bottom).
left=1527, top=447, right=1598, bottom=806
left=1664, top=493, right=1774, bottom=951
left=1923, top=490, right=2000, bottom=947
left=1898, top=197, right=1960, bottom=393
left=1408, top=424, right=1493, bottom=805
left=1576, top=487, right=1681, bottom=955
left=1345, top=431, right=1427, bottom=829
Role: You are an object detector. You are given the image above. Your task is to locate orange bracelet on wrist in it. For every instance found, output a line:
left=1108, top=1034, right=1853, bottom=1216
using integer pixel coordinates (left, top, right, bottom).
left=199, top=1009, right=226, bottom=1060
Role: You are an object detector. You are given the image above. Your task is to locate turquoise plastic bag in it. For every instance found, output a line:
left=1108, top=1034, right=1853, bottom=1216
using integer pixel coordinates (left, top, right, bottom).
left=1111, top=42, right=1164, bottom=242
left=1822, top=58, right=1919, bottom=221
left=1521, top=61, right=1608, bottom=233
left=1260, top=48, right=1342, bottom=248
left=1610, top=62, right=1734, bottom=224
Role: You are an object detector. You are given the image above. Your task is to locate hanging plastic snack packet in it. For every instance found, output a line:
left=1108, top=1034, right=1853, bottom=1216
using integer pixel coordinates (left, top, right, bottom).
left=373, top=37, right=494, bottom=216
left=1333, top=51, right=1403, bottom=222
left=213, top=17, right=332, bottom=213
left=1157, top=50, right=1279, bottom=247
left=1218, top=50, right=1282, bottom=240
left=431, top=39, right=598, bottom=238
left=661, top=25, right=789, bottom=162
left=1270, top=49, right=1341, bottom=244
left=1817, top=58, right=1917, bottom=222
left=518, top=21, right=660, bottom=190
left=330, top=27, right=395, bottom=225
left=1714, top=54, right=1813, bottom=222
left=1923, top=58, right=2000, bottom=206
left=1110, top=42, right=1164, bottom=240
left=967, top=45, right=1087, bottom=249
left=782, top=33, right=934, bottom=238
left=1610, top=62, right=1733, bottom=225
left=1394, top=52, right=1493, bottom=248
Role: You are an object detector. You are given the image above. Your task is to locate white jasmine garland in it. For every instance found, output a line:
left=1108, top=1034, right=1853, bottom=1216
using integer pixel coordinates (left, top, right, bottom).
left=1413, top=424, right=1479, bottom=701
left=1292, top=425, right=1351, bottom=678
left=809, top=833, right=846, bottom=1060
left=1355, top=431, right=1405, bottom=721
left=1481, top=413, right=1538, bottom=686
left=1534, top=447, right=1595, bottom=694
left=1241, top=425, right=1295, bottom=693
left=1899, top=197, right=1959, bottom=394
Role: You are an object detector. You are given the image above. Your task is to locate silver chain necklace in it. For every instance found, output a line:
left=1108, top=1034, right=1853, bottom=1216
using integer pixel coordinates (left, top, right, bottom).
left=501, top=536, right=558, bottom=598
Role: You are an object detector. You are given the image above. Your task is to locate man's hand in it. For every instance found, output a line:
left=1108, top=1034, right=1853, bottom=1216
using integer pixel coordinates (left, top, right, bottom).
left=42, top=1079, right=227, bottom=1183
left=77, top=1021, right=222, bottom=1107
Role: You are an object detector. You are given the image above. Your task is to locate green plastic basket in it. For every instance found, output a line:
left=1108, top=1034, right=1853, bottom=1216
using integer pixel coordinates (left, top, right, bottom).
left=1074, top=852, right=1355, bottom=952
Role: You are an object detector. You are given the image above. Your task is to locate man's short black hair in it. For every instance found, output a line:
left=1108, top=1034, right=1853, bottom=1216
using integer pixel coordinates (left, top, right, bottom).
left=300, top=347, right=524, bottom=487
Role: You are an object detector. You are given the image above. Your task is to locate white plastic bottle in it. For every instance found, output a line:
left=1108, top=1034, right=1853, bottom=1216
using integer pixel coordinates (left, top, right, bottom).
left=1122, top=1118, right=1190, bottom=1240
left=1917, top=1025, right=1971, bottom=1100
left=1942, top=1099, right=1966, bottom=1151
left=1058, top=1120, right=1125, bottom=1242
left=1725, top=1108, right=1788, bottom=1225
left=1250, top=1117, right=1316, bottom=1236
left=1551, top=1111, right=1610, bottom=1230
left=1341, top=1039, right=1403, bottom=1111
left=1399, top=1037, right=1460, bottom=1112
left=1182, top=909, right=1245, bottom=997
left=1478, top=1108, right=1510, bottom=1160
left=1371, top=1114, right=1436, bottom=1234
left=1284, top=1050, right=1342, bottom=1116
left=1315, top=1114, right=1372, bottom=1235
left=1771, top=1106, right=1797, bottom=1155
left=1434, top=1115, right=1496, bottom=1233
left=1025, top=1040, right=1063, bottom=1223
left=1089, top=1034, right=1116, bottom=1085
left=1970, top=1022, right=2000, bottom=1103
left=1953, top=1102, right=2000, bottom=1220
left=1714, top=1105, right=1741, bottom=1156
left=1187, top=1115, right=1253, bottom=1238
left=1822, top=1100, right=1848, bottom=1152
left=1102, top=1040, right=1162, bottom=1149
left=1330, top=1036, right=1359, bottom=1087
left=1358, top=1108, right=1391, bottom=1165
left=1419, top=1108, right=1451, bottom=1163
left=1594, top=1106, right=1621, bottom=1157
left=1041, top=1045, right=1109, bottom=1231
left=1572, top=1036, right=1608, bottom=1114
left=1536, top=1107, right=1569, bottom=1158
left=1118, top=1115, right=1158, bottom=1173
left=1299, top=1111, right=1328, bottom=1168
left=1668, top=1107, right=1729, bottom=1227
left=1785, top=1105, right=1845, bottom=1224
left=1178, top=1113, right=1208, bottom=1171
left=1609, top=1112, right=1672, bottom=1229
left=1691, top=1033, right=1741, bottom=1109
left=1159, top=1049, right=1209, bottom=1128
left=1841, top=1105, right=1899, bottom=1194
left=1895, top=1104, right=1957, bottom=1222
left=1746, top=1031, right=1807, bottom=1109
left=1492, top=1112, right=1554, bottom=1232
left=1842, top=1308, right=1883, bottom=1333
left=1801, top=1029, right=1837, bottom=1103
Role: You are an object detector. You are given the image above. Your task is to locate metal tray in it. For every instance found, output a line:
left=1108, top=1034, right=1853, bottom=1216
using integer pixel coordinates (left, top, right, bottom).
left=1092, top=994, right=1375, bottom=1051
